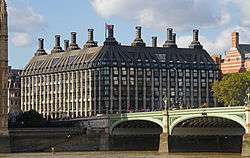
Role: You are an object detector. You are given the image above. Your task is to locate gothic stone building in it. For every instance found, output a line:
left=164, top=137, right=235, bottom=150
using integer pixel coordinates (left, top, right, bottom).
left=21, top=26, right=220, bottom=118
left=0, top=0, right=9, bottom=134
left=8, top=66, right=22, bottom=114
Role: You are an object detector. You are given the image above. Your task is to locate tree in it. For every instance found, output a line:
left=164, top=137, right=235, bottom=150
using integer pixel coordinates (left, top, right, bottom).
left=212, top=71, right=250, bottom=106
left=9, top=110, right=47, bottom=128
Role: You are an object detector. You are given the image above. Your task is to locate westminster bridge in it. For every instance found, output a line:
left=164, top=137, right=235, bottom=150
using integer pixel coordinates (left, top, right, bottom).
left=70, top=106, right=250, bottom=156
left=2, top=106, right=250, bottom=155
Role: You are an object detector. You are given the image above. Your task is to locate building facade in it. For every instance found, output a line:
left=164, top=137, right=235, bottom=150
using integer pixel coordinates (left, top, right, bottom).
left=221, top=32, right=250, bottom=74
left=21, top=26, right=220, bottom=118
left=0, top=0, right=9, bottom=133
left=8, top=67, right=22, bottom=114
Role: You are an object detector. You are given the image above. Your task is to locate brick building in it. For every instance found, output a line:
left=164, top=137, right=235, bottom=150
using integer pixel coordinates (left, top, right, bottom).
left=221, top=32, right=250, bottom=74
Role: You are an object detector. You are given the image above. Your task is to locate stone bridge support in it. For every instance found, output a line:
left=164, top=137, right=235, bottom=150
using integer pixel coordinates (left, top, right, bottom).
left=242, top=106, right=250, bottom=157
left=158, top=111, right=169, bottom=153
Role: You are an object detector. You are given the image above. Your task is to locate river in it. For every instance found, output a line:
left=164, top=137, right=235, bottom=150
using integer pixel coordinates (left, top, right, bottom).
left=0, top=151, right=242, bottom=158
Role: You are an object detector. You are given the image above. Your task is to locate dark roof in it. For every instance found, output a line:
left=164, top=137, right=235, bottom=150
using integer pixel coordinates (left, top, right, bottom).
left=239, top=44, right=250, bottom=54
left=22, top=44, right=217, bottom=76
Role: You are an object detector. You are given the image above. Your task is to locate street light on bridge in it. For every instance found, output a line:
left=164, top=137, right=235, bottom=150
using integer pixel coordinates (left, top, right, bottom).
left=246, top=87, right=250, bottom=106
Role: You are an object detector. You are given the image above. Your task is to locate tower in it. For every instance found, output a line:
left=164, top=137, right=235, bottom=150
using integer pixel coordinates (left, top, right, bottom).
left=0, top=0, right=9, bottom=135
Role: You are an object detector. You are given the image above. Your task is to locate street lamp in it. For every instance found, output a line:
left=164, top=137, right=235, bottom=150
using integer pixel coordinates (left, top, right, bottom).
left=246, top=87, right=250, bottom=106
left=163, top=96, right=168, bottom=111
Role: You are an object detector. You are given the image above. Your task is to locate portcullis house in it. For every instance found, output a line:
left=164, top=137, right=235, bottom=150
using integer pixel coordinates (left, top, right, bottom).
left=21, top=26, right=220, bottom=118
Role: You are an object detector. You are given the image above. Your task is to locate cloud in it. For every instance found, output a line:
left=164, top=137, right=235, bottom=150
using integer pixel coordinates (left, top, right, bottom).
left=90, top=0, right=230, bottom=31
left=8, top=7, right=46, bottom=33
left=8, top=5, right=46, bottom=47
left=177, top=26, right=250, bottom=55
left=233, top=1, right=250, bottom=27
left=11, top=32, right=32, bottom=47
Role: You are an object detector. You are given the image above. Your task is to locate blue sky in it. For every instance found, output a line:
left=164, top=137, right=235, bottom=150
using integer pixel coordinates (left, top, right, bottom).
left=6, top=0, right=250, bottom=69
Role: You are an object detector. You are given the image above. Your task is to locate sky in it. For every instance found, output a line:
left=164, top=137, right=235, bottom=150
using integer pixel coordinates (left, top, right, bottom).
left=6, top=0, right=250, bottom=69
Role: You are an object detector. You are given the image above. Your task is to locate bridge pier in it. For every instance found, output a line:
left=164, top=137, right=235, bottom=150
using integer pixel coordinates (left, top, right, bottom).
left=242, top=106, right=250, bottom=157
left=99, top=129, right=110, bottom=151
left=158, top=111, right=169, bottom=153
left=0, top=128, right=10, bottom=153
left=242, top=134, right=250, bottom=157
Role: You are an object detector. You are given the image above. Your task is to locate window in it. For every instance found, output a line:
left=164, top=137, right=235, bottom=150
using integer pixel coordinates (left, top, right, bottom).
left=103, top=67, right=109, bottom=75
left=130, top=68, right=134, bottom=75
left=68, top=56, right=76, bottom=65
left=138, top=68, right=143, bottom=76
left=130, top=77, right=134, bottom=85
left=122, top=67, right=127, bottom=75
left=114, top=77, right=118, bottom=85
left=113, top=67, right=118, bottom=75
left=122, top=77, right=126, bottom=85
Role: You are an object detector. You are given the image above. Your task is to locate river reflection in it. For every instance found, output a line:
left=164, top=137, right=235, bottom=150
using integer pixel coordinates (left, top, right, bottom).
left=0, top=151, right=242, bottom=158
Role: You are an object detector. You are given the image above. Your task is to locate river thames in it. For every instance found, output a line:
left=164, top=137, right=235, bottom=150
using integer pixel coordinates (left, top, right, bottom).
left=0, top=152, right=242, bottom=158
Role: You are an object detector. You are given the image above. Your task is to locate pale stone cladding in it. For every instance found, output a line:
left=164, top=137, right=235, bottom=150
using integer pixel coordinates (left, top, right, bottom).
left=21, top=27, right=220, bottom=118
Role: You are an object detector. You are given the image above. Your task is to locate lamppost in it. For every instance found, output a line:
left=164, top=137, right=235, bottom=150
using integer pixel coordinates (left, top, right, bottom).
left=163, top=96, right=169, bottom=134
left=246, top=87, right=250, bottom=106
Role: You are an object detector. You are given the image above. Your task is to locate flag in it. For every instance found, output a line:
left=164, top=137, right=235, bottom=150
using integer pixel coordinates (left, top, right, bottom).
left=105, top=23, right=113, bottom=30
left=105, top=23, right=113, bottom=38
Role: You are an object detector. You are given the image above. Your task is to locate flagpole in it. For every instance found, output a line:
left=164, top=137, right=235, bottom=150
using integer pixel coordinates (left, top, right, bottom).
left=105, top=22, right=107, bottom=39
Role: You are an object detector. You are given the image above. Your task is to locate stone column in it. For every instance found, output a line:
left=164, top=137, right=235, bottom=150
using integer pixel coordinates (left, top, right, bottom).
left=159, top=111, right=169, bottom=153
left=242, top=106, right=250, bottom=157
left=99, top=130, right=110, bottom=151
left=76, top=71, right=79, bottom=117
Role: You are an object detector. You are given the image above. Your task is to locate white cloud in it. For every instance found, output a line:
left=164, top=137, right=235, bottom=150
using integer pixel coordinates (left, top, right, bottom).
left=8, top=5, right=46, bottom=48
left=235, top=1, right=250, bottom=27
left=177, top=26, right=250, bottom=55
left=90, top=0, right=231, bottom=31
left=11, top=32, right=31, bottom=47
left=8, top=6, right=46, bottom=33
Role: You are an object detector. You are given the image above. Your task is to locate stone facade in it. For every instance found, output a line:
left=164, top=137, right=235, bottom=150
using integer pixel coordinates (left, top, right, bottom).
left=8, top=66, right=22, bottom=114
left=22, top=26, right=220, bottom=119
left=0, top=0, right=9, bottom=135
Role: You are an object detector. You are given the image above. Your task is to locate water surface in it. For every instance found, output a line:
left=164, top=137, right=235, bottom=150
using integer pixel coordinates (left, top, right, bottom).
left=0, top=151, right=242, bottom=158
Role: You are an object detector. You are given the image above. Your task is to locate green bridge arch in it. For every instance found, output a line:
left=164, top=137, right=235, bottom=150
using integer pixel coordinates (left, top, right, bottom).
left=109, top=117, right=164, bottom=135
left=169, top=114, right=246, bottom=135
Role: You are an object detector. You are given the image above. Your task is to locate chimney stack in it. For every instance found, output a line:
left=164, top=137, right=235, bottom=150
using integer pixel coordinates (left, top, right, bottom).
left=193, top=29, right=199, bottom=42
left=167, top=28, right=173, bottom=41
left=189, top=29, right=203, bottom=49
left=88, top=29, right=94, bottom=41
left=55, top=35, right=60, bottom=47
left=68, top=32, right=80, bottom=51
left=104, top=24, right=118, bottom=45
left=51, top=35, right=63, bottom=53
left=84, top=29, right=98, bottom=48
left=232, top=32, right=239, bottom=48
left=163, top=27, right=177, bottom=48
left=136, top=26, right=142, bottom=39
left=173, top=33, right=176, bottom=44
left=131, top=26, right=146, bottom=47
left=64, top=40, right=69, bottom=51
left=108, top=25, right=114, bottom=38
left=35, top=38, right=47, bottom=56
left=38, top=38, right=44, bottom=50
left=152, top=36, right=157, bottom=47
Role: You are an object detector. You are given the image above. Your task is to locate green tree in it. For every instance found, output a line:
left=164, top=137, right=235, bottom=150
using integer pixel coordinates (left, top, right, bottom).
left=9, top=110, right=47, bottom=128
left=212, top=71, right=250, bottom=106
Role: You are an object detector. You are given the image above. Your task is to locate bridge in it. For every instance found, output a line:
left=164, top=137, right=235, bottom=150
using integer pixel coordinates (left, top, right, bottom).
left=107, top=106, right=250, bottom=156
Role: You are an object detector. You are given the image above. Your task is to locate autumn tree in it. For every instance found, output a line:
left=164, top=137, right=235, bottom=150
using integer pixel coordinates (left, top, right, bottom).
left=212, top=71, right=250, bottom=106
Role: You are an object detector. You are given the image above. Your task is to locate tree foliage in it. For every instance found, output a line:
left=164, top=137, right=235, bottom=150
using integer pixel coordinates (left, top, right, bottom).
left=9, top=110, right=46, bottom=128
left=212, top=71, right=250, bottom=106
